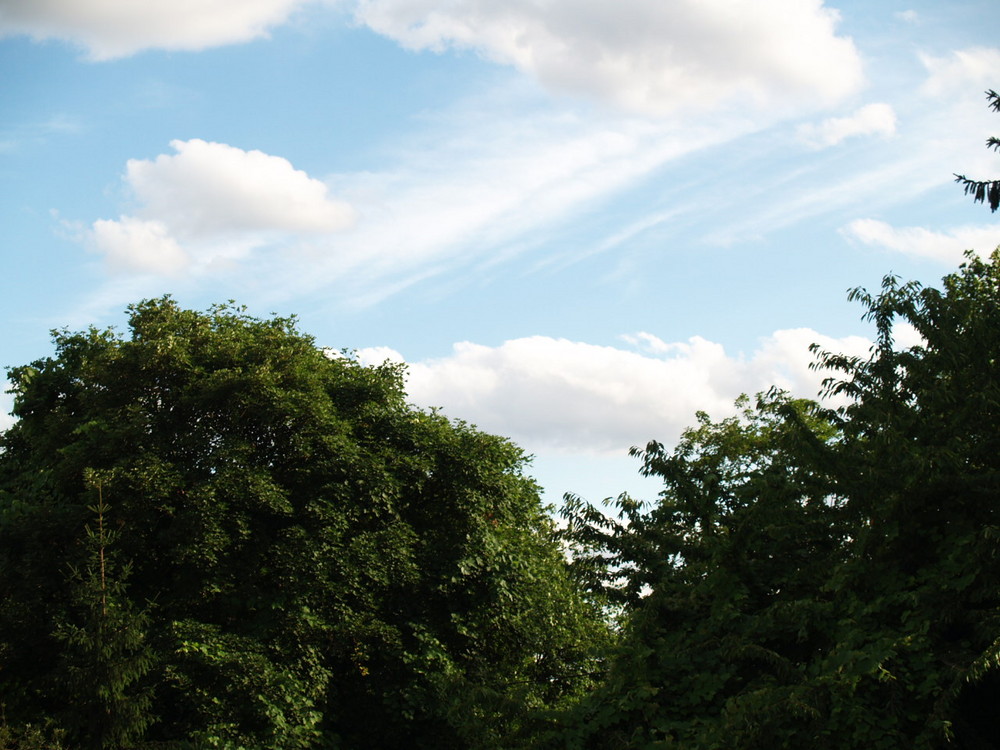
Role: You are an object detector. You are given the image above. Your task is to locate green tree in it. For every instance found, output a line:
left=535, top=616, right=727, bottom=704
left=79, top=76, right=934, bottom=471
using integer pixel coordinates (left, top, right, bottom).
left=0, top=298, right=606, bottom=748
left=0, top=719, right=67, bottom=750
left=557, top=250, right=1000, bottom=749
left=557, top=392, right=846, bottom=749
left=812, top=251, right=1000, bottom=748
left=51, top=471, right=154, bottom=749
left=954, top=89, right=1000, bottom=212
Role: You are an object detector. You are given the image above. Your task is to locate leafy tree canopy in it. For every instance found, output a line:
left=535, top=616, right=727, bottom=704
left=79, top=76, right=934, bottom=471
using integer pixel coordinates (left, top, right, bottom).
left=0, top=298, right=607, bottom=749
left=557, top=250, right=1000, bottom=750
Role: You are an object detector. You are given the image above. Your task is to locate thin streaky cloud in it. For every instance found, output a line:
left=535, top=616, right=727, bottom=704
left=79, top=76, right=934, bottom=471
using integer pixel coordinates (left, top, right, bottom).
left=841, top=219, right=1000, bottom=264
left=797, top=103, right=897, bottom=149
left=220, top=103, right=758, bottom=305
left=920, top=47, right=1000, bottom=97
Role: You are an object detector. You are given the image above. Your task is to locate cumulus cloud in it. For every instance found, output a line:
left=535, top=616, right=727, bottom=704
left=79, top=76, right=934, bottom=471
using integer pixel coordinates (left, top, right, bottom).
left=841, top=219, right=1000, bottom=264
left=91, top=217, right=189, bottom=275
left=0, top=0, right=315, bottom=59
left=921, top=47, right=1000, bottom=97
left=797, top=102, right=897, bottom=148
left=352, top=0, right=864, bottom=116
left=126, top=139, right=354, bottom=237
left=1, top=0, right=866, bottom=115
left=89, top=139, right=354, bottom=274
left=357, top=329, right=872, bottom=456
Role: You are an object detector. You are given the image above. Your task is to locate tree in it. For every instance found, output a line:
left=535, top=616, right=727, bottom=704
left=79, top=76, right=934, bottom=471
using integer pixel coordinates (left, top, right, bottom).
left=813, top=251, right=1000, bottom=749
left=556, top=250, right=1000, bottom=749
left=0, top=298, right=606, bottom=748
left=557, top=392, right=847, bottom=749
left=51, top=471, right=154, bottom=749
left=954, top=90, right=1000, bottom=212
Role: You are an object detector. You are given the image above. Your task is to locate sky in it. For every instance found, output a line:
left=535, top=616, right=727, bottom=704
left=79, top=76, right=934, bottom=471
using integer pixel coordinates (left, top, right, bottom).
left=2, top=0, right=1000, bottom=506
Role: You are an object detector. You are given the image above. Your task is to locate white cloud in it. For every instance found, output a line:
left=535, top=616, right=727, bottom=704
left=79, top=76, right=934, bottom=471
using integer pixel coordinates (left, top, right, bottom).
left=921, top=47, right=1000, bottom=97
left=797, top=102, right=897, bottom=148
left=127, top=139, right=354, bottom=237
left=909, top=49, right=1000, bottom=178
left=358, top=329, right=871, bottom=456
left=352, top=0, right=864, bottom=116
left=895, top=10, right=919, bottom=24
left=700, top=152, right=942, bottom=248
left=1, top=0, right=863, bottom=115
left=841, top=218, right=1000, bottom=264
left=89, top=139, right=354, bottom=274
left=256, top=101, right=746, bottom=306
left=91, top=217, right=189, bottom=275
left=0, top=387, right=15, bottom=434
left=77, top=93, right=753, bottom=308
left=0, top=0, right=316, bottom=59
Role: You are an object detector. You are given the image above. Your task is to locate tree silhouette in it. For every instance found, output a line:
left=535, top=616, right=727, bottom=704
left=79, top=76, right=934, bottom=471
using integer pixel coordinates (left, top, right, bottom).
left=954, top=89, right=1000, bottom=212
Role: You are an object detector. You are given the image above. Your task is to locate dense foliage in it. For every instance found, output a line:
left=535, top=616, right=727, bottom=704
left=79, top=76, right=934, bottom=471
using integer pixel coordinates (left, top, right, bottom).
left=0, top=299, right=606, bottom=749
left=557, top=250, right=1000, bottom=749
left=4, top=249, right=1000, bottom=749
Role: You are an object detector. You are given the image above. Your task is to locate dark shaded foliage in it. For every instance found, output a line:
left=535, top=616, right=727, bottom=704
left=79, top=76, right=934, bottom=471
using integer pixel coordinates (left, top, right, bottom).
left=555, top=250, right=1000, bottom=749
left=0, top=298, right=606, bottom=748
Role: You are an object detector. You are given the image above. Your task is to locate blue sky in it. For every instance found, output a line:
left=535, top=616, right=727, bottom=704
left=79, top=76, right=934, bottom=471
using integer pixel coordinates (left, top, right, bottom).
left=2, top=0, right=999, bottom=504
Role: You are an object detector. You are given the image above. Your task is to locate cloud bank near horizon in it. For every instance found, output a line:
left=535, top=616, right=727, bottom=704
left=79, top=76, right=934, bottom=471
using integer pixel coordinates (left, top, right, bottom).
left=358, top=328, right=874, bottom=456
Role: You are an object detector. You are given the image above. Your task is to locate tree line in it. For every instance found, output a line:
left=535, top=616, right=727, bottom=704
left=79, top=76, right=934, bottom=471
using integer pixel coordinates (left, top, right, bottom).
left=3, top=249, right=1000, bottom=749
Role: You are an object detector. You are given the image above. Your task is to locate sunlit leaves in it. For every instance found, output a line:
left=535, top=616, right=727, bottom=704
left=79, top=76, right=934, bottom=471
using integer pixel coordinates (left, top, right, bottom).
left=0, top=297, right=606, bottom=748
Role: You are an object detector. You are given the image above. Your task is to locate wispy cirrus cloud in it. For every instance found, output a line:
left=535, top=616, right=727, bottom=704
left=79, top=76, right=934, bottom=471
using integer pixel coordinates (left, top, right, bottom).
left=77, top=95, right=748, bottom=309
left=841, top=218, right=1000, bottom=263
left=0, top=113, right=84, bottom=153
left=797, top=102, right=897, bottom=148
left=920, top=47, right=1000, bottom=97
left=299, top=109, right=739, bottom=304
